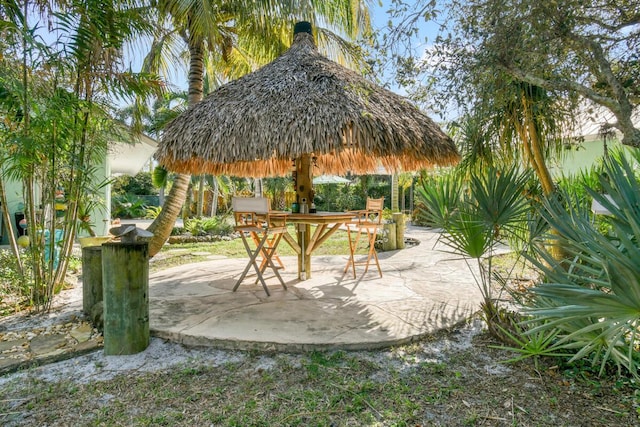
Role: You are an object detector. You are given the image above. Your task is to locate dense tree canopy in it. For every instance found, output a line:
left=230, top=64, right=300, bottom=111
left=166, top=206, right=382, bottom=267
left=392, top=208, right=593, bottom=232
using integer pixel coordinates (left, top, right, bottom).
left=383, top=0, right=639, bottom=147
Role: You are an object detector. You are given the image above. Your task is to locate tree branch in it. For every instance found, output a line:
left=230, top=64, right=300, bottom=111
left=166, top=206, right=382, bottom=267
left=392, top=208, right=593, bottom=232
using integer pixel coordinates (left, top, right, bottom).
left=499, top=65, right=619, bottom=112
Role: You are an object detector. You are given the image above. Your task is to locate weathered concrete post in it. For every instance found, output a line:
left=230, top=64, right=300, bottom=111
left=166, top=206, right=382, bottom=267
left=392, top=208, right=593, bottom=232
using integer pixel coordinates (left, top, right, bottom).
left=382, top=222, right=397, bottom=251
left=393, top=213, right=405, bottom=250
left=102, top=225, right=152, bottom=356
left=81, top=245, right=103, bottom=315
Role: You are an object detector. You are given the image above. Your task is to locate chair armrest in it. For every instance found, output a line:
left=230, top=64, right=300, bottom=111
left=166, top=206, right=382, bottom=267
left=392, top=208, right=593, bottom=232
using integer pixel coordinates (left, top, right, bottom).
left=343, top=210, right=365, bottom=224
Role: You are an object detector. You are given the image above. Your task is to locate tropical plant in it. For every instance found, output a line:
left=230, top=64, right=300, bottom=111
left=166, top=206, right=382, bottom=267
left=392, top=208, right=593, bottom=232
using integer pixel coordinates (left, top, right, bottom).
left=417, top=165, right=534, bottom=338
left=493, top=322, right=572, bottom=371
left=0, top=249, right=31, bottom=314
left=263, top=177, right=292, bottom=210
left=184, top=216, right=233, bottom=237
left=77, top=187, right=108, bottom=237
left=111, top=194, right=148, bottom=219
left=145, top=205, right=162, bottom=219
left=414, top=170, right=463, bottom=227
left=0, top=1, right=162, bottom=310
left=524, top=149, right=640, bottom=377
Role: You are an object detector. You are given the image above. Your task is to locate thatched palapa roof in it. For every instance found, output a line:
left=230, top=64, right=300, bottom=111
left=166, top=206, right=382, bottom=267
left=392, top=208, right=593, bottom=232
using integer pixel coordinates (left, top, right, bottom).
left=156, top=22, right=459, bottom=177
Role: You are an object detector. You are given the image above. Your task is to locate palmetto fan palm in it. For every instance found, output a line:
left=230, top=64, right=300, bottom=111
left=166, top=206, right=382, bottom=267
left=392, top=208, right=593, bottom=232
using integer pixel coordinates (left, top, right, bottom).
left=143, top=0, right=372, bottom=256
left=526, top=150, right=640, bottom=377
left=416, top=165, right=533, bottom=338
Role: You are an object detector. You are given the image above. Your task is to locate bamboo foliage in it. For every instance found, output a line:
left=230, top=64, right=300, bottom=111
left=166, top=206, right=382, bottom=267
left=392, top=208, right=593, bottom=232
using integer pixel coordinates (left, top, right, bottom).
left=0, top=1, right=162, bottom=311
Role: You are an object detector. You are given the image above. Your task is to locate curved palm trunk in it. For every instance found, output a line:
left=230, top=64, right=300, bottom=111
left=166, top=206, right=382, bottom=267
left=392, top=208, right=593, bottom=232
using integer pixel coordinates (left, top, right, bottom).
left=146, top=31, right=204, bottom=256
left=146, top=173, right=191, bottom=255
left=517, top=94, right=567, bottom=261
left=522, top=95, right=554, bottom=195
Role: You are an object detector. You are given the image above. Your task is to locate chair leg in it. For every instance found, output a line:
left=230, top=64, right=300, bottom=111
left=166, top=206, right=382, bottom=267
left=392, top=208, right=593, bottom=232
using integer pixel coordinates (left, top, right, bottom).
left=364, top=228, right=382, bottom=277
left=234, top=234, right=271, bottom=295
left=344, top=226, right=358, bottom=278
left=256, top=234, right=285, bottom=272
left=262, top=233, right=287, bottom=291
left=234, top=232, right=273, bottom=296
left=344, top=226, right=382, bottom=279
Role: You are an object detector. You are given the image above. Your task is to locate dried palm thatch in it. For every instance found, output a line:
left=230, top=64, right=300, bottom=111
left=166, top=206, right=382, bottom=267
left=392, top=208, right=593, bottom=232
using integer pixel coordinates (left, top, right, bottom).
left=156, top=23, right=459, bottom=177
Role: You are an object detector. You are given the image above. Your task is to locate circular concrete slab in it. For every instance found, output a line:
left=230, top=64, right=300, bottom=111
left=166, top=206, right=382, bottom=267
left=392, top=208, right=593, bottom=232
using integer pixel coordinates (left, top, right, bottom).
left=149, top=226, right=483, bottom=352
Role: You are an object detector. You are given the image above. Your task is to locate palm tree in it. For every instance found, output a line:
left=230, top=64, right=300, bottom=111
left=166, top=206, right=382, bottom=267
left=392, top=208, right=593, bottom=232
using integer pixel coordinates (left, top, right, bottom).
left=464, top=78, right=573, bottom=196
left=144, top=0, right=373, bottom=256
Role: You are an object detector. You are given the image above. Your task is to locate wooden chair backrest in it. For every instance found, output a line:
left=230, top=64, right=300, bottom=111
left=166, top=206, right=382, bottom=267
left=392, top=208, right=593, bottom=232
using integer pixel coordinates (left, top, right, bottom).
left=359, top=197, right=384, bottom=225
left=366, top=197, right=384, bottom=212
left=232, top=197, right=270, bottom=227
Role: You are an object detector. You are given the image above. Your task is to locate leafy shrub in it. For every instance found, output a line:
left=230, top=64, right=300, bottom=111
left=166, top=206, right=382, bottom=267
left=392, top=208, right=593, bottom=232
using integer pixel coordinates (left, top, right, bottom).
left=417, top=165, right=533, bottom=340
left=334, top=191, right=363, bottom=212
left=184, top=216, right=233, bottom=236
left=0, top=250, right=32, bottom=314
left=145, top=206, right=162, bottom=219
left=0, top=250, right=27, bottom=293
left=111, top=194, right=148, bottom=219
left=414, top=172, right=463, bottom=227
left=111, top=172, right=156, bottom=196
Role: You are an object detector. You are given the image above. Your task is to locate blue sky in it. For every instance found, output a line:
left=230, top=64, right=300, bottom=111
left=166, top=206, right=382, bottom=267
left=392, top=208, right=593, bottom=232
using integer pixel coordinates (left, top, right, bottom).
left=34, top=3, right=436, bottom=106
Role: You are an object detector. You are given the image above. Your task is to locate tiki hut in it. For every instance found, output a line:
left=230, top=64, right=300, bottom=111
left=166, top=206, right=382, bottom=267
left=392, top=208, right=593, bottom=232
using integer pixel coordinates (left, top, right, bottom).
left=156, top=21, right=459, bottom=182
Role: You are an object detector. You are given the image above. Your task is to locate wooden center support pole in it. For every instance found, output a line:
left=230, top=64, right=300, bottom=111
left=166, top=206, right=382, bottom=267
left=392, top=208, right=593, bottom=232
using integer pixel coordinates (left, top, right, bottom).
left=102, top=242, right=150, bottom=355
left=295, top=153, right=314, bottom=280
left=296, top=223, right=312, bottom=280
left=295, top=154, right=313, bottom=207
left=82, top=245, right=103, bottom=315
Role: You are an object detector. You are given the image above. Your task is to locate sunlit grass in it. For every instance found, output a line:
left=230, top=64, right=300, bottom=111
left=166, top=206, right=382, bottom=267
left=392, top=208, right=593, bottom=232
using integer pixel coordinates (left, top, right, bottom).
left=164, top=225, right=351, bottom=257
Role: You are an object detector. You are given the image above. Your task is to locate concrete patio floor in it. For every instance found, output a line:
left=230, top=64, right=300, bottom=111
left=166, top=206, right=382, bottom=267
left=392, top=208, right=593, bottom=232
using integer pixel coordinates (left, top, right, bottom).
left=149, top=226, right=483, bottom=352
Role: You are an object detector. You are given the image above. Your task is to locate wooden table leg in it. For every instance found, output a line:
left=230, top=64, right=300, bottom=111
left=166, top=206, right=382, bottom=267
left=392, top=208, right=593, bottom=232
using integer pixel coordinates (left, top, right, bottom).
left=296, top=223, right=312, bottom=280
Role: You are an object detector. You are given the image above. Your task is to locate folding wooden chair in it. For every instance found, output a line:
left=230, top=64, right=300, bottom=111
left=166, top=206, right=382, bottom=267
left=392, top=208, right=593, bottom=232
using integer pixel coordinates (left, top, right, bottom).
left=232, top=197, right=287, bottom=296
left=344, top=197, right=384, bottom=278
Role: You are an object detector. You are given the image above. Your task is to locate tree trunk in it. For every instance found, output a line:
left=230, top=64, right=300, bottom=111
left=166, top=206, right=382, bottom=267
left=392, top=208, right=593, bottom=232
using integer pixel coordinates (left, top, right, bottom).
left=254, top=178, right=263, bottom=198
left=145, top=30, right=204, bottom=256
left=519, top=94, right=567, bottom=261
left=523, top=96, right=555, bottom=195
left=516, top=95, right=554, bottom=196
left=146, top=173, right=191, bottom=256
left=196, top=175, right=205, bottom=217
left=183, top=181, right=193, bottom=220
left=210, top=178, right=219, bottom=216
left=391, top=173, right=399, bottom=212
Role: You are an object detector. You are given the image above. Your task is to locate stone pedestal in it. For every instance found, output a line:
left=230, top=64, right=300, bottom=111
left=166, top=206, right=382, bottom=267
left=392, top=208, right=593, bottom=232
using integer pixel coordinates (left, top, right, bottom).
left=382, top=223, right=397, bottom=251
left=393, top=213, right=405, bottom=249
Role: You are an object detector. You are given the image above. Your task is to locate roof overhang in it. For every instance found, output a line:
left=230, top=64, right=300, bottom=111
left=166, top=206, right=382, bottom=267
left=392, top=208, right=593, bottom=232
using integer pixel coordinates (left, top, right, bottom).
left=108, top=133, right=158, bottom=176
